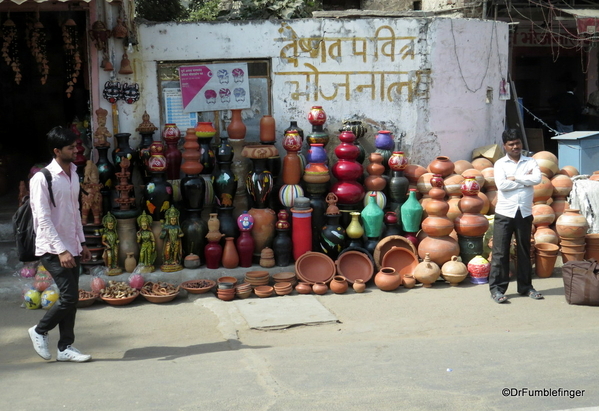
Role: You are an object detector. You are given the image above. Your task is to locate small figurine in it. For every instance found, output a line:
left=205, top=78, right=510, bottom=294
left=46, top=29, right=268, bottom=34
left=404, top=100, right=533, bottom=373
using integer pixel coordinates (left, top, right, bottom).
left=160, top=206, right=184, bottom=272
left=326, top=192, right=340, bottom=215
left=101, top=212, right=122, bottom=275
left=93, top=107, right=111, bottom=147
left=81, top=160, right=103, bottom=225
left=136, top=211, right=156, bottom=273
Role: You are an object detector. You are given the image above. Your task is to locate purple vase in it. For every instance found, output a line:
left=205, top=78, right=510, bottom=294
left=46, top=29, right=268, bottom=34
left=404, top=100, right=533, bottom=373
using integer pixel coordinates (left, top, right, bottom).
left=307, top=143, right=327, bottom=164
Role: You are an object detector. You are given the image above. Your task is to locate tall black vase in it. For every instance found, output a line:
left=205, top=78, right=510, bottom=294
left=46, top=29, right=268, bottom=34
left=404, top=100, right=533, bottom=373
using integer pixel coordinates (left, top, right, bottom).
left=388, top=170, right=409, bottom=211
left=213, top=136, right=238, bottom=207
left=137, top=131, right=155, bottom=184
left=180, top=173, right=205, bottom=211
left=197, top=136, right=216, bottom=175
left=273, top=228, right=293, bottom=266
left=95, top=146, right=116, bottom=215
left=217, top=206, right=239, bottom=240
left=144, top=172, right=173, bottom=221
left=112, top=133, right=136, bottom=167
left=320, top=214, right=346, bottom=260
left=181, top=210, right=208, bottom=261
left=308, top=191, right=327, bottom=253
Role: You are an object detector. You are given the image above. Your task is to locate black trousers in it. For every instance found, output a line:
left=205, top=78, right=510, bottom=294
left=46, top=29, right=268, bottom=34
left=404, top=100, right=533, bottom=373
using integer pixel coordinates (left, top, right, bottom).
left=489, top=210, right=534, bottom=295
left=35, top=254, right=80, bottom=351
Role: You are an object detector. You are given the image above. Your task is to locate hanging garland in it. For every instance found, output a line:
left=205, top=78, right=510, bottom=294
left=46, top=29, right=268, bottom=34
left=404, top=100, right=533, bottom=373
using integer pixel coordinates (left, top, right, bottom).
left=28, top=15, right=49, bottom=85
left=62, top=18, right=81, bottom=98
left=2, top=16, right=21, bottom=85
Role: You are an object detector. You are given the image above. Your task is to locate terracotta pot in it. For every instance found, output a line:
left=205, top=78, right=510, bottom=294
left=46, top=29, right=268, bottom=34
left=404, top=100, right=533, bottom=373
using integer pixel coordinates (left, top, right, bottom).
left=469, top=157, right=491, bottom=171
left=259, top=115, right=276, bottom=143
left=418, top=235, right=460, bottom=266
left=454, top=213, right=489, bottom=237
left=532, top=151, right=559, bottom=178
left=559, top=166, right=579, bottom=177
left=535, top=250, right=557, bottom=278
left=312, top=282, right=328, bottom=295
left=484, top=189, right=497, bottom=215
left=560, top=244, right=586, bottom=254
left=562, top=251, right=585, bottom=263
left=559, top=236, right=586, bottom=246
left=404, top=164, right=427, bottom=184
left=481, top=167, right=495, bottom=190
left=534, top=226, right=559, bottom=245
left=550, top=174, right=573, bottom=198
left=550, top=198, right=569, bottom=221
left=428, top=156, right=454, bottom=177
left=441, top=255, right=468, bottom=286
left=534, top=242, right=559, bottom=254
left=453, top=160, right=473, bottom=175
left=402, top=274, right=416, bottom=289
left=222, top=237, right=239, bottom=269
left=353, top=279, right=366, bottom=293
left=124, top=252, right=137, bottom=273
left=413, top=253, right=441, bottom=287
left=585, top=234, right=599, bottom=244
left=532, top=203, right=555, bottom=226
left=374, top=267, right=402, bottom=291
left=458, top=194, right=484, bottom=214
left=421, top=215, right=454, bottom=237
left=460, top=169, right=484, bottom=189
left=330, top=275, right=348, bottom=294
left=555, top=209, right=589, bottom=239
left=295, top=282, right=313, bottom=294
left=446, top=196, right=463, bottom=222
left=467, top=255, right=491, bottom=284
left=248, top=207, right=277, bottom=257
left=532, top=175, right=553, bottom=204
left=585, top=247, right=599, bottom=261
left=227, top=109, right=246, bottom=139
left=295, top=251, right=336, bottom=284
left=589, top=171, right=599, bottom=181
left=443, top=174, right=464, bottom=197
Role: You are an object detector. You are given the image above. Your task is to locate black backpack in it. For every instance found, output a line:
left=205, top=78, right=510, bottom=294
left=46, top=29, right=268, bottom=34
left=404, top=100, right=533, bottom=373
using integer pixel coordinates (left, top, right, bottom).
left=13, top=168, right=55, bottom=262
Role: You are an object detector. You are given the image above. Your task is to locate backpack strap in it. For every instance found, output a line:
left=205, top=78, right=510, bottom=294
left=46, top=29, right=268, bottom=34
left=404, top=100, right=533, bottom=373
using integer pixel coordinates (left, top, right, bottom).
left=40, top=168, right=56, bottom=208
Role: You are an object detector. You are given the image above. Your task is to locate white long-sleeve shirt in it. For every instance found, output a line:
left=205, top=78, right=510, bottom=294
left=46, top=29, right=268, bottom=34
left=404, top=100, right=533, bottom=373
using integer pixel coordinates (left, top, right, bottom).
left=30, top=159, right=86, bottom=257
left=494, top=154, right=542, bottom=218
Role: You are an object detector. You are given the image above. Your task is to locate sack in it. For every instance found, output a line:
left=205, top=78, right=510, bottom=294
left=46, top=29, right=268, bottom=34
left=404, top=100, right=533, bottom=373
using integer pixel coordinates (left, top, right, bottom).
left=12, top=169, right=55, bottom=262
left=562, top=258, right=599, bottom=306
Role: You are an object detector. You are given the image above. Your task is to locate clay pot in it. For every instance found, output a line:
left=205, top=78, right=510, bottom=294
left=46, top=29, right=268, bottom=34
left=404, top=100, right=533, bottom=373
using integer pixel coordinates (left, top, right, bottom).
left=454, top=213, right=489, bottom=237
left=443, top=174, right=464, bottom=197
left=413, top=253, right=441, bottom=287
left=353, top=279, right=366, bottom=293
left=471, top=157, right=493, bottom=171
left=441, top=255, right=468, bottom=286
left=481, top=167, right=495, bottom=190
left=295, top=282, right=313, bottom=294
left=485, top=189, right=497, bottom=215
left=559, top=236, right=586, bottom=246
left=478, top=192, right=490, bottom=215
left=562, top=251, right=585, bottom=263
left=446, top=196, right=463, bottom=222
left=535, top=252, right=557, bottom=278
left=550, top=198, right=569, bottom=221
left=590, top=171, right=599, bottom=181
left=124, top=252, right=137, bottom=273
left=227, top=109, right=246, bottom=139
left=329, top=276, right=348, bottom=294
left=222, top=237, right=239, bottom=269
left=534, top=242, right=559, bottom=254
left=428, top=156, right=454, bottom=177
left=259, top=115, right=276, bottom=143
left=555, top=209, right=589, bottom=239
left=534, top=226, right=559, bottom=245
left=458, top=194, right=484, bottom=214
left=532, top=203, right=555, bottom=226
left=402, top=274, right=416, bottom=289
left=532, top=151, right=559, bottom=178
left=453, top=160, right=473, bottom=175
left=183, top=253, right=201, bottom=269
left=416, top=173, right=434, bottom=196
left=404, top=164, right=427, bottom=184
left=560, top=244, right=586, bottom=254
left=533, top=175, right=553, bottom=204
left=374, top=267, right=402, bottom=291
left=559, top=165, right=579, bottom=177
left=550, top=174, right=573, bottom=198
left=418, top=235, right=460, bottom=266
left=335, top=250, right=374, bottom=284
left=460, top=169, right=484, bottom=189
left=312, top=282, right=328, bottom=295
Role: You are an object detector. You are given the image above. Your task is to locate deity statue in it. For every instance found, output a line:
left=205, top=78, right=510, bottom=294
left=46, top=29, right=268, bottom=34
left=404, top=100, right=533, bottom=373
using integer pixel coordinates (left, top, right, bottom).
left=81, top=160, right=103, bottom=225
left=101, top=212, right=122, bottom=275
left=136, top=211, right=156, bottom=273
left=160, top=205, right=184, bottom=272
left=93, top=107, right=111, bottom=147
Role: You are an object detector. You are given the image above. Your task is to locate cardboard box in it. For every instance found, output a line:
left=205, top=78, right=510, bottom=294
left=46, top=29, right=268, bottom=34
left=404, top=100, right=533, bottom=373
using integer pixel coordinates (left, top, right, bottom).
left=472, top=144, right=503, bottom=163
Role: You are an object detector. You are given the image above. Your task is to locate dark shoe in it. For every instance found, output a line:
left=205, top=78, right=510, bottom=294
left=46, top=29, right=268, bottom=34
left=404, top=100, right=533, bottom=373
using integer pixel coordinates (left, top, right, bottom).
left=522, top=289, right=544, bottom=300
left=491, top=292, right=508, bottom=304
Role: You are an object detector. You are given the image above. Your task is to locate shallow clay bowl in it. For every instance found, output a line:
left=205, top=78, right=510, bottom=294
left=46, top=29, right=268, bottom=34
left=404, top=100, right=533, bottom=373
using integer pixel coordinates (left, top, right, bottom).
left=295, top=252, right=336, bottom=284
left=272, top=272, right=296, bottom=282
left=101, top=292, right=139, bottom=306
left=374, top=235, right=418, bottom=270
left=141, top=290, right=179, bottom=303
left=382, top=246, right=419, bottom=279
left=245, top=271, right=269, bottom=279
left=236, top=290, right=252, bottom=299
left=180, top=279, right=216, bottom=294
left=76, top=293, right=98, bottom=308
left=275, top=287, right=292, bottom=296
left=274, top=281, right=292, bottom=289
left=217, top=293, right=235, bottom=301
left=217, top=276, right=238, bottom=286
left=335, top=250, right=374, bottom=284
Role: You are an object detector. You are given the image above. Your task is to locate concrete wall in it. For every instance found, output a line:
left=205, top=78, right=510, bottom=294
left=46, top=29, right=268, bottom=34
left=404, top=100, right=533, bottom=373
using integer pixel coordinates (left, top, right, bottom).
left=95, top=17, right=508, bottom=166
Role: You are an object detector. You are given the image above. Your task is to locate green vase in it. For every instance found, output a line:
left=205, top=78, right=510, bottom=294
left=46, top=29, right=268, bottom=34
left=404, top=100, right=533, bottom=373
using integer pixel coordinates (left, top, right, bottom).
left=400, top=188, right=423, bottom=233
left=361, top=193, right=384, bottom=238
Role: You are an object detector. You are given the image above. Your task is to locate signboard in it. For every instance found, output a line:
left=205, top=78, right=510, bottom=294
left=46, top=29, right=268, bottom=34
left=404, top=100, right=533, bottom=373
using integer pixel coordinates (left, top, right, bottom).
left=179, top=63, right=250, bottom=113
left=163, top=88, right=198, bottom=129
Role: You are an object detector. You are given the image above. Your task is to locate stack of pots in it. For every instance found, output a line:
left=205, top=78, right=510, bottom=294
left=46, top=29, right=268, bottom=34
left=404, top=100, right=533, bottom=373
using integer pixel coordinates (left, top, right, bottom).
left=534, top=243, right=559, bottom=278
left=585, top=234, right=599, bottom=261
left=555, top=209, right=589, bottom=263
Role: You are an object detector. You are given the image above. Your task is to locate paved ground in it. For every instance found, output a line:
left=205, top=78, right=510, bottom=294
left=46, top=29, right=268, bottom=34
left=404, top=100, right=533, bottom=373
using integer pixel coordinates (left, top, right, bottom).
left=1, top=260, right=599, bottom=411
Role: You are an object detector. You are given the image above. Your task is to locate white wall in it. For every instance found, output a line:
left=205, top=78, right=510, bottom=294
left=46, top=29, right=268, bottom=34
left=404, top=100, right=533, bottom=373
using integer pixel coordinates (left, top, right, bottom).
left=94, top=17, right=508, bottom=167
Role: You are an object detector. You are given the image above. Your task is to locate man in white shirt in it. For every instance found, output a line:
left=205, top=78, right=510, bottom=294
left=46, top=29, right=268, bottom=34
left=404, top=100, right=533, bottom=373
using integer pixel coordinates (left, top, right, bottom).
left=489, top=129, right=543, bottom=303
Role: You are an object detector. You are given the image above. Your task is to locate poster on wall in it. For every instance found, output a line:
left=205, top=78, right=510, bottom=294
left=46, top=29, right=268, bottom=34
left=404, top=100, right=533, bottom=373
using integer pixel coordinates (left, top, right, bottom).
left=163, top=88, right=198, bottom=129
left=179, top=63, right=250, bottom=113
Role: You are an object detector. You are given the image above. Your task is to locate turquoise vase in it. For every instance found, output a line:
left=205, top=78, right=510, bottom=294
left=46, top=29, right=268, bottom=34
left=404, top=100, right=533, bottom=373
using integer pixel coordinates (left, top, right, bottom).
left=400, top=188, right=423, bottom=233
left=361, top=193, right=384, bottom=238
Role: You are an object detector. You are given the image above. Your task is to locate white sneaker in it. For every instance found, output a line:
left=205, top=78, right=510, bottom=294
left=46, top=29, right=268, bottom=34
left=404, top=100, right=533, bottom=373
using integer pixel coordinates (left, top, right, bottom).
left=57, top=346, right=92, bottom=363
left=28, top=326, right=51, bottom=360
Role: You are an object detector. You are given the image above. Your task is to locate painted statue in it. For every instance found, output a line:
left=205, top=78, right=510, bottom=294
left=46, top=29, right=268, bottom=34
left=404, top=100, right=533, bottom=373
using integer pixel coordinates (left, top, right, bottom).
left=81, top=160, right=103, bottom=225
left=136, top=211, right=156, bottom=273
left=160, top=205, right=184, bottom=272
left=101, top=212, right=122, bottom=275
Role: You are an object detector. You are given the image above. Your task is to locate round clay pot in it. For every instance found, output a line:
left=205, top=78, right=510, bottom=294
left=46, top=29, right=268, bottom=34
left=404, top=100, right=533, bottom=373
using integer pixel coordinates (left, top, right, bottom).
left=443, top=174, right=464, bottom=197
left=532, top=151, right=559, bottom=178
left=374, top=267, right=402, bottom=291
left=417, top=235, right=460, bottom=266
left=413, top=253, right=441, bottom=287
left=481, top=167, right=495, bottom=190
left=428, top=156, right=454, bottom=177
left=534, top=226, right=559, bottom=245
left=401, top=274, right=415, bottom=289
left=559, top=165, right=579, bottom=177
left=404, top=164, right=427, bottom=184
left=440, top=255, right=468, bottom=286
left=454, top=213, right=489, bottom=237
left=471, top=157, right=493, bottom=171
left=453, top=160, right=473, bottom=175
left=550, top=198, right=569, bottom=220
left=555, top=209, right=589, bottom=239
left=533, top=175, right=553, bottom=204
left=550, top=174, right=573, bottom=198
left=416, top=172, right=434, bottom=196
left=312, top=282, right=328, bottom=295
left=353, top=279, right=366, bottom=293
left=329, top=275, right=348, bottom=294
left=532, top=203, right=555, bottom=226
left=295, top=282, right=313, bottom=294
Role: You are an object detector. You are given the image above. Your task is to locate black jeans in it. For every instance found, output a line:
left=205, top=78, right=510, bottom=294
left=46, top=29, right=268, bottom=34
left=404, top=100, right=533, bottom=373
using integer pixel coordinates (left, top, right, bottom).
left=489, top=210, right=534, bottom=295
left=35, top=253, right=80, bottom=351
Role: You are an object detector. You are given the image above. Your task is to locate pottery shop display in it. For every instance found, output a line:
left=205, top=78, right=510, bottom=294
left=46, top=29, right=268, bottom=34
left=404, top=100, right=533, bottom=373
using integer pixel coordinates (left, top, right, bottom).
left=381, top=246, right=419, bottom=283
left=373, top=235, right=418, bottom=270
left=413, top=253, right=441, bottom=287
left=295, top=252, right=336, bottom=285
left=335, top=249, right=374, bottom=284
left=374, top=267, right=402, bottom=291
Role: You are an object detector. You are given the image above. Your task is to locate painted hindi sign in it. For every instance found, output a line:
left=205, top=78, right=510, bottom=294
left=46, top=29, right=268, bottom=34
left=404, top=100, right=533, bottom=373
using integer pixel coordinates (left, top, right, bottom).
left=178, top=63, right=250, bottom=113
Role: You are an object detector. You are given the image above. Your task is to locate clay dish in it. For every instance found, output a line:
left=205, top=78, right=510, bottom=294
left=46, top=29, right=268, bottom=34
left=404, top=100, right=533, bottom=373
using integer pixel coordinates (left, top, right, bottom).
left=335, top=250, right=374, bottom=284
left=374, top=235, right=418, bottom=270
left=217, top=276, right=238, bottom=286
left=382, top=247, right=419, bottom=279
left=76, top=292, right=98, bottom=308
left=141, top=290, right=179, bottom=303
left=101, top=292, right=139, bottom=306
left=295, top=252, right=336, bottom=284
left=246, top=270, right=270, bottom=279
left=272, top=272, right=296, bottom=282
left=180, top=279, right=216, bottom=294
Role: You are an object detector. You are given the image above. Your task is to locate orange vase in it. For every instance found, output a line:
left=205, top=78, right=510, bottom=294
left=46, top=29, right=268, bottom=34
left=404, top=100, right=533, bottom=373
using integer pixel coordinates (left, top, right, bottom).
left=222, top=237, right=239, bottom=269
left=227, top=109, right=246, bottom=139
left=259, top=115, right=276, bottom=143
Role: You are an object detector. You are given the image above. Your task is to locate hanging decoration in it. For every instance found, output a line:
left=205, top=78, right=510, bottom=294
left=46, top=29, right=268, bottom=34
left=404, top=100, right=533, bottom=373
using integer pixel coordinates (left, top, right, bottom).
left=62, top=18, right=81, bottom=98
left=2, top=16, right=21, bottom=85
left=28, top=13, right=49, bottom=85
left=121, top=83, right=140, bottom=104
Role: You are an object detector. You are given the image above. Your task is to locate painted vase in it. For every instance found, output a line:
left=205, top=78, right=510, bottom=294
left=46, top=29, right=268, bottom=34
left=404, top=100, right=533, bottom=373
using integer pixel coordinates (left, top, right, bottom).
left=555, top=209, right=589, bottom=239
left=467, top=255, right=491, bottom=284
left=308, top=106, right=327, bottom=126
left=320, top=213, right=346, bottom=260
